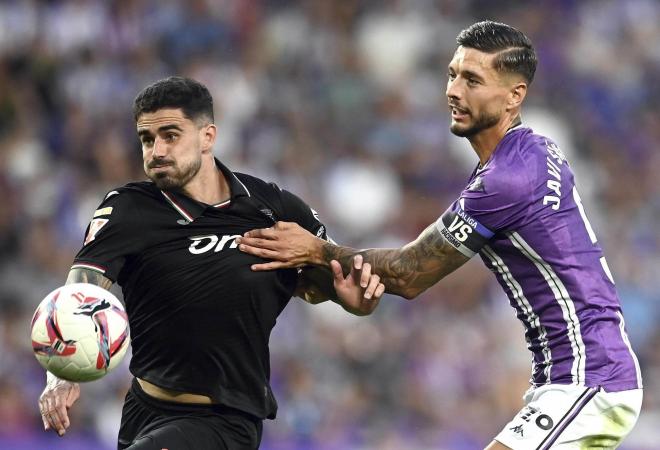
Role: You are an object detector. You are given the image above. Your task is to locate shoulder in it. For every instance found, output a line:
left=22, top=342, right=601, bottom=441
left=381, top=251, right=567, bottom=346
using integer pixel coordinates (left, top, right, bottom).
left=235, top=172, right=322, bottom=229
left=93, top=181, right=160, bottom=216
left=234, top=172, right=280, bottom=196
left=103, top=181, right=160, bottom=201
left=234, top=172, right=288, bottom=211
left=508, top=127, right=566, bottom=172
left=481, top=128, right=558, bottom=196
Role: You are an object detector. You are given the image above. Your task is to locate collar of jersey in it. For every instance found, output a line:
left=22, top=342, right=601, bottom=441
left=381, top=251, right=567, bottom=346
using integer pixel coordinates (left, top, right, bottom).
left=159, top=158, right=251, bottom=223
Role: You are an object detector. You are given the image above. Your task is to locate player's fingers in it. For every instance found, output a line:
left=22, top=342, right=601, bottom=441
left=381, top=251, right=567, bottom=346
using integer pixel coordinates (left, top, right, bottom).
left=44, top=396, right=66, bottom=436
left=43, top=396, right=55, bottom=429
left=374, top=283, right=386, bottom=299
left=243, top=227, right=276, bottom=239
left=250, top=261, right=294, bottom=271
left=273, top=221, right=295, bottom=230
left=236, top=237, right=280, bottom=252
left=52, top=394, right=69, bottom=435
left=330, top=260, right=344, bottom=282
left=39, top=399, right=50, bottom=430
left=65, top=384, right=80, bottom=408
left=363, top=273, right=381, bottom=299
left=353, top=254, right=363, bottom=271
left=239, top=244, right=289, bottom=262
left=359, top=263, right=372, bottom=289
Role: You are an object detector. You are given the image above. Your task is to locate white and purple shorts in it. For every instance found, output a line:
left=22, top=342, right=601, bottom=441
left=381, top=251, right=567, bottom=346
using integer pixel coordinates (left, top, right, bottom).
left=495, top=384, right=642, bottom=449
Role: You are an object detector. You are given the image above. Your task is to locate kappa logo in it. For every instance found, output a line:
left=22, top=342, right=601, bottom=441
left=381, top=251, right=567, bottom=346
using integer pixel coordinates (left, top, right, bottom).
left=510, top=424, right=524, bottom=437
left=260, top=208, right=275, bottom=222
left=466, top=176, right=485, bottom=192
left=188, top=234, right=241, bottom=254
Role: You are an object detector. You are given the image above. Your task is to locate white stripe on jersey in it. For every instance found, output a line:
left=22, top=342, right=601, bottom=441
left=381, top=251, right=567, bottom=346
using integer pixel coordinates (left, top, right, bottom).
left=616, top=311, right=643, bottom=388
left=161, top=191, right=194, bottom=222
left=508, top=232, right=587, bottom=385
left=482, top=245, right=552, bottom=383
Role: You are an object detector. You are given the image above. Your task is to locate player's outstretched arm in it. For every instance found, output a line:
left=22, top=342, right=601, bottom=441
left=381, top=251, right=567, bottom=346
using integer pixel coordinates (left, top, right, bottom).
left=38, top=268, right=114, bottom=436
left=237, top=221, right=470, bottom=299
left=296, top=255, right=385, bottom=316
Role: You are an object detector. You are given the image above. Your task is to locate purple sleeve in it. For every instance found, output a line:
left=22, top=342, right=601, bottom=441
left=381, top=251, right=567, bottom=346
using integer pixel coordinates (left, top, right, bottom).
left=460, top=168, right=532, bottom=231
left=435, top=167, right=532, bottom=257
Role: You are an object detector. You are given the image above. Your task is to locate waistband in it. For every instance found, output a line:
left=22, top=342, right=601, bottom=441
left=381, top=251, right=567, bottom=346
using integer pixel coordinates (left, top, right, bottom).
left=130, top=378, right=260, bottom=423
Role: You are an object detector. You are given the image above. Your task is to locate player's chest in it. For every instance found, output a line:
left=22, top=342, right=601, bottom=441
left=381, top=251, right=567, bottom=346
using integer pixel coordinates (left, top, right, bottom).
left=146, top=212, right=272, bottom=259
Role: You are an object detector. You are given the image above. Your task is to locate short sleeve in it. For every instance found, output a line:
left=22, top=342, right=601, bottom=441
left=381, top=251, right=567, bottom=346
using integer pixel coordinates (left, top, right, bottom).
left=72, top=189, right=142, bottom=282
left=278, top=188, right=329, bottom=241
left=435, top=170, right=531, bottom=258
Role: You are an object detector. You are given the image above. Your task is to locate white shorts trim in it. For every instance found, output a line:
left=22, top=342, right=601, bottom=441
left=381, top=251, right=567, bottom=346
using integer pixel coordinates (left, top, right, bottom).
left=495, top=384, right=643, bottom=449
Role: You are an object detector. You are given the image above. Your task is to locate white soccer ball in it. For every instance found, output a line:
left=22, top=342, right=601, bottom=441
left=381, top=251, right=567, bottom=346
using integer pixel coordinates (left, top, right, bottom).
left=30, top=283, right=130, bottom=382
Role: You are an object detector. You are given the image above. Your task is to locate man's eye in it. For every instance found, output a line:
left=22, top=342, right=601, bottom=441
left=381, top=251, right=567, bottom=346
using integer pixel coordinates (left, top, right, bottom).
left=467, top=78, right=479, bottom=86
left=142, top=138, right=154, bottom=145
left=448, top=72, right=456, bottom=80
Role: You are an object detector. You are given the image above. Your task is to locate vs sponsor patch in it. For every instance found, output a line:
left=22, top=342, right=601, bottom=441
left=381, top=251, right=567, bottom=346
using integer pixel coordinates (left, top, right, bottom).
left=435, top=206, right=493, bottom=257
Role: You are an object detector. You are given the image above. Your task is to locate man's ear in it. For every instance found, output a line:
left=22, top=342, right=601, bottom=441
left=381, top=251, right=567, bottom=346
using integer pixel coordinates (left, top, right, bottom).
left=507, top=81, right=527, bottom=111
left=200, top=123, right=217, bottom=154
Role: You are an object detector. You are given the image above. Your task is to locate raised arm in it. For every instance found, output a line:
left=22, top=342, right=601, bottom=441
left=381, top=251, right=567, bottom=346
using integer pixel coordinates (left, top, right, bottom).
left=39, top=268, right=114, bottom=436
left=236, top=221, right=470, bottom=299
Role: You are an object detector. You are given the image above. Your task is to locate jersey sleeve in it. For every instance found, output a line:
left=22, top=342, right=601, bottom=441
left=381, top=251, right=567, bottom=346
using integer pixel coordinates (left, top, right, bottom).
left=436, top=169, right=531, bottom=258
left=277, top=187, right=329, bottom=241
left=72, top=189, right=142, bottom=282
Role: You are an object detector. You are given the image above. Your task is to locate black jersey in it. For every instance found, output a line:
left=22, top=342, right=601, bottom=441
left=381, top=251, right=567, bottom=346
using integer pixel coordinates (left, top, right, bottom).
left=72, top=160, right=327, bottom=420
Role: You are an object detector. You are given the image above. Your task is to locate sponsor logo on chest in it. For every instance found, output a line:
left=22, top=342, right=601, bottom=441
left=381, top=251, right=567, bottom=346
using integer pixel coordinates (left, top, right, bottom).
left=188, top=234, right=241, bottom=254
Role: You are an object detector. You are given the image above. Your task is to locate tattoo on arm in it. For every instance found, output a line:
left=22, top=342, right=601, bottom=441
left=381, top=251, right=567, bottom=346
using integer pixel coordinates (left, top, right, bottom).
left=321, top=223, right=470, bottom=299
left=65, top=268, right=113, bottom=290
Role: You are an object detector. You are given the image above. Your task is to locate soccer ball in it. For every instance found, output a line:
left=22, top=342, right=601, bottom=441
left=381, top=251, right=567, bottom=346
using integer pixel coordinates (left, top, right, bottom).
left=30, top=283, right=130, bottom=382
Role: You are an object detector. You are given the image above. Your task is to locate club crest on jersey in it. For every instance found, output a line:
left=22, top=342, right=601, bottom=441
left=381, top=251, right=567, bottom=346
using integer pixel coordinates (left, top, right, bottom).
left=84, top=218, right=109, bottom=246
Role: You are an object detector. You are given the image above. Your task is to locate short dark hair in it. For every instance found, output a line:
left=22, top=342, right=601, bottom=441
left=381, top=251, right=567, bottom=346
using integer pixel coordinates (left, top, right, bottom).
left=456, top=21, right=537, bottom=84
left=133, top=76, right=214, bottom=123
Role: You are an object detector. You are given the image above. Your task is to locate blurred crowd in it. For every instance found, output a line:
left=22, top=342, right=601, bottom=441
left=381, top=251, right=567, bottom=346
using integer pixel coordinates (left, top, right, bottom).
left=0, top=0, right=659, bottom=449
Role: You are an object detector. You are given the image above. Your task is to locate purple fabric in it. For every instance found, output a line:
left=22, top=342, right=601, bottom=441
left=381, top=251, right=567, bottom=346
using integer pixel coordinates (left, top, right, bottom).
left=455, top=126, right=641, bottom=392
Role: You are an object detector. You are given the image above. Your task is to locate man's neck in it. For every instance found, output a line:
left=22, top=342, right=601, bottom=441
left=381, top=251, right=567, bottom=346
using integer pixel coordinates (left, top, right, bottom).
left=468, top=115, right=521, bottom=165
left=182, top=157, right=230, bottom=205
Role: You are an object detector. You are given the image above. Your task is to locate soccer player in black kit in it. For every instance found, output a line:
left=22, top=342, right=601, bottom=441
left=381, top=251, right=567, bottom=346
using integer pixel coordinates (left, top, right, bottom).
left=37, top=76, right=385, bottom=449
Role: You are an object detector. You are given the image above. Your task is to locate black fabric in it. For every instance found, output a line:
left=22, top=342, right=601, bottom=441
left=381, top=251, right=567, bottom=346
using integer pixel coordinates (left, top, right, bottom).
left=74, top=160, right=327, bottom=419
left=118, top=378, right=262, bottom=450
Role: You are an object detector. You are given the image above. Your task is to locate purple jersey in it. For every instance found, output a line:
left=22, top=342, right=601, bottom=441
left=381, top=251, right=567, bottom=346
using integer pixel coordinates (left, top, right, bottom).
left=436, top=125, right=642, bottom=392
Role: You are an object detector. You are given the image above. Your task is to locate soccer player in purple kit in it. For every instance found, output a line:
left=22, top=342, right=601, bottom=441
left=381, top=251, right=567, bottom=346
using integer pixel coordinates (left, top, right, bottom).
left=236, top=21, right=643, bottom=449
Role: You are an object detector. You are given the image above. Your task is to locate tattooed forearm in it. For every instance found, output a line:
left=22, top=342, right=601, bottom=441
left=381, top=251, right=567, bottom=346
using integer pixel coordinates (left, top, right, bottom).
left=65, top=268, right=113, bottom=290
left=321, top=224, right=469, bottom=299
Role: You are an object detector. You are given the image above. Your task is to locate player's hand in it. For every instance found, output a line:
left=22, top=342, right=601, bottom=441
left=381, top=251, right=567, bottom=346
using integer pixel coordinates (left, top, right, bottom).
left=39, top=373, right=80, bottom=436
left=332, top=255, right=385, bottom=316
left=236, top=221, right=325, bottom=270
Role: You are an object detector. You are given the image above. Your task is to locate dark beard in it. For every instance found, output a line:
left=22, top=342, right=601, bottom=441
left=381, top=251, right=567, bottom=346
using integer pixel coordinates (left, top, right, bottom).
left=450, top=111, right=500, bottom=137
left=147, top=158, right=201, bottom=190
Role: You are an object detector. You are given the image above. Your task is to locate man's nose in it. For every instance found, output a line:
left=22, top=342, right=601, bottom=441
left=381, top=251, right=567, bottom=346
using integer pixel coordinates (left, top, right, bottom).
left=446, top=78, right=461, bottom=101
left=152, top=137, right=167, bottom=157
